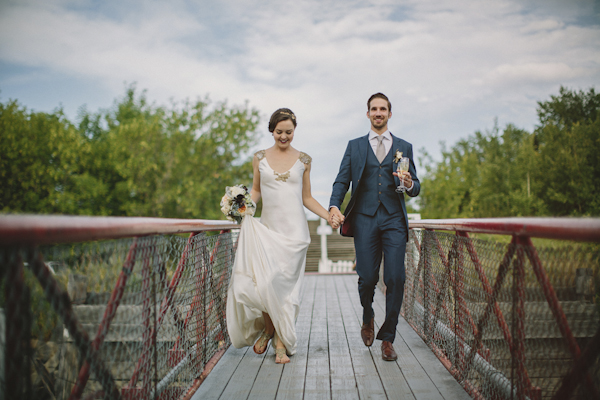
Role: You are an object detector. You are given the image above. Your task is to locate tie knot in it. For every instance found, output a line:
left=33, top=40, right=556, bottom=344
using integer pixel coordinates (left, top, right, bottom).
left=377, top=135, right=384, bottom=143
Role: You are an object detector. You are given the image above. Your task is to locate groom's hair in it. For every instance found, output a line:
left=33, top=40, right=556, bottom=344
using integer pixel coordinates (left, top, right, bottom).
left=367, top=93, right=391, bottom=112
left=268, top=108, right=297, bottom=132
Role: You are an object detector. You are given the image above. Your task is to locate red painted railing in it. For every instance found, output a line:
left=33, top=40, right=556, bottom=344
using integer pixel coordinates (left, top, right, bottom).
left=2, top=215, right=599, bottom=400
left=405, top=217, right=600, bottom=400
left=0, top=215, right=238, bottom=400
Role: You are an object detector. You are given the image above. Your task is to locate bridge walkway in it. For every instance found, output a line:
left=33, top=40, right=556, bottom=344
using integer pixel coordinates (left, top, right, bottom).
left=193, top=274, right=471, bottom=400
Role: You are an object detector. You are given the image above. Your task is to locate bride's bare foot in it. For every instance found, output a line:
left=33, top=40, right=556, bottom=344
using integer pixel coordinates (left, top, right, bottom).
left=275, top=348, right=290, bottom=364
left=253, top=330, right=274, bottom=354
left=274, top=338, right=290, bottom=364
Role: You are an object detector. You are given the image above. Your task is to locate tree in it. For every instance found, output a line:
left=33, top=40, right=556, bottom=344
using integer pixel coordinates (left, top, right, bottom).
left=1, top=86, right=261, bottom=219
left=0, top=100, right=91, bottom=214
left=417, top=86, right=599, bottom=218
left=532, top=87, right=600, bottom=216
left=417, top=124, right=537, bottom=219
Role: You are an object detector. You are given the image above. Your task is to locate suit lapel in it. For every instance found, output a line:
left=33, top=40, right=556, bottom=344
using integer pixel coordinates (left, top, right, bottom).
left=355, top=134, right=370, bottom=180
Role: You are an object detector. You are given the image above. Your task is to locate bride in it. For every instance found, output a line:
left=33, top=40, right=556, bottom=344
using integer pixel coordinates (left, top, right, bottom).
left=226, top=108, right=335, bottom=364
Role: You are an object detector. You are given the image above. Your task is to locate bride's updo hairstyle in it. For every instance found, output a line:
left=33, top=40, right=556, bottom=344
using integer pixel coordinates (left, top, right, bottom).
left=268, top=108, right=297, bottom=132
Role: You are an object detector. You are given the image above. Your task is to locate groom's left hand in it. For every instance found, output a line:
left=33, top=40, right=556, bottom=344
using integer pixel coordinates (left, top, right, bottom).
left=393, top=171, right=413, bottom=188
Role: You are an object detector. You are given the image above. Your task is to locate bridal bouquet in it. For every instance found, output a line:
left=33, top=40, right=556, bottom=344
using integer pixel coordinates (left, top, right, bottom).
left=220, top=185, right=256, bottom=223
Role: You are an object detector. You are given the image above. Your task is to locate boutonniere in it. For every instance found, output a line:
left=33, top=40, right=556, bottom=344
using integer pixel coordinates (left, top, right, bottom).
left=393, top=150, right=403, bottom=163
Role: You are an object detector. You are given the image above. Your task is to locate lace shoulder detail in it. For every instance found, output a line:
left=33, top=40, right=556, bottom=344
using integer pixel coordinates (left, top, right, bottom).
left=299, top=152, right=312, bottom=165
left=254, top=150, right=266, bottom=160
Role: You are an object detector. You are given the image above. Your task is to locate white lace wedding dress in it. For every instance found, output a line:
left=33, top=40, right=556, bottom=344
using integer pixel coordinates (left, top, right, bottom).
left=226, top=150, right=312, bottom=355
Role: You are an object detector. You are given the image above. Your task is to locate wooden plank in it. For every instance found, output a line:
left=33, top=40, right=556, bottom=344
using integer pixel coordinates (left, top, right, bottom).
left=248, top=276, right=316, bottom=399
left=217, top=345, right=269, bottom=400
left=366, top=285, right=444, bottom=400
left=395, top=319, right=470, bottom=400
left=247, top=357, right=284, bottom=399
left=207, top=273, right=315, bottom=399
left=334, top=274, right=388, bottom=399
left=191, top=346, right=249, bottom=400
left=303, top=276, right=331, bottom=399
left=340, top=274, right=415, bottom=399
left=325, top=275, right=359, bottom=400
left=196, top=273, right=472, bottom=400
left=373, top=287, right=471, bottom=400
left=276, top=274, right=317, bottom=400
left=363, top=288, right=416, bottom=399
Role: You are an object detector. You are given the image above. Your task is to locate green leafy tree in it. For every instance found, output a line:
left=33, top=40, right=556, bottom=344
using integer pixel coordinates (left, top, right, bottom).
left=0, top=100, right=91, bottom=214
left=416, top=123, right=530, bottom=218
left=417, top=86, right=599, bottom=218
left=532, top=87, right=600, bottom=216
left=1, top=86, right=261, bottom=219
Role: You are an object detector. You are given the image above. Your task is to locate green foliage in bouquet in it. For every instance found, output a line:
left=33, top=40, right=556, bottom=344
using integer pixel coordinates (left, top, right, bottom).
left=221, top=184, right=255, bottom=223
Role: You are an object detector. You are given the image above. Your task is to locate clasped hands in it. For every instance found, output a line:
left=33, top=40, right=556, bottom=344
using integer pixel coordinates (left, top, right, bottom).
left=327, top=172, right=412, bottom=229
left=328, top=207, right=345, bottom=229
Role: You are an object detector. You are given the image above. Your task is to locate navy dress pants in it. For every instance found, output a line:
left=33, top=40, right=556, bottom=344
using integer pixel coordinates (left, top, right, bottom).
left=353, top=205, right=407, bottom=343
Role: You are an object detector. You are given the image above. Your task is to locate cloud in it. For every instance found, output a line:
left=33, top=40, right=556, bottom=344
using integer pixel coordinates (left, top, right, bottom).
left=485, top=62, right=589, bottom=86
left=1, top=0, right=599, bottom=214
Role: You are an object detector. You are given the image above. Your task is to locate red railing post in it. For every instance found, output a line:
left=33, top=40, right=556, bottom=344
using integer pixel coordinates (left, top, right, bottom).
left=552, top=326, right=600, bottom=400
left=459, top=237, right=516, bottom=384
left=5, top=254, right=31, bottom=400
left=125, top=232, right=198, bottom=391
left=423, top=229, right=433, bottom=343
left=70, top=238, right=139, bottom=400
left=168, top=231, right=226, bottom=367
left=513, top=237, right=527, bottom=400
left=453, top=234, right=467, bottom=373
left=432, top=235, right=460, bottom=332
left=522, top=236, right=600, bottom=399
left=196, top=235, right=207, bottom=368
left=28, top=252, right=121, bottom=400
left=140, top=240, right=153, bottom=398
left=458, top=231, right=515, bottom=352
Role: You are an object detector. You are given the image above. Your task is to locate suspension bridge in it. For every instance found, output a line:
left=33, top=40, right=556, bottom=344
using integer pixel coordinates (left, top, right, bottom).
left=0, top=215, right=599, bottom=399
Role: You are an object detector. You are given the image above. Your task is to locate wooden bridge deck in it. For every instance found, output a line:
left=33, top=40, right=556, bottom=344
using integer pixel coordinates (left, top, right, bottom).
left=192, top=274, right=471, bottom=400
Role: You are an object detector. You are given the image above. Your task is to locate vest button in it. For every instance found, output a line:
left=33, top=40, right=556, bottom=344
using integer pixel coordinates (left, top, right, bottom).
left=379, top=192, right=381, bottom=194
left=379, top=183, right=381, bottom=185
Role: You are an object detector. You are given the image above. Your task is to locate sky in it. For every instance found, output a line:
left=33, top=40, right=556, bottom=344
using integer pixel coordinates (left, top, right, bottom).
left=1, top=0, right=599, bottom=217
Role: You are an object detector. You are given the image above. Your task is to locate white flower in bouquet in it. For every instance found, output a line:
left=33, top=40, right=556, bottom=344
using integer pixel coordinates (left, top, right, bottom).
left=220, top=194, right=229, bottom=207
left=220, top=184, right=255, bottom=223
left=230, top=186, right=246, bottom=198
left=221, top=203, right=232, bottom=216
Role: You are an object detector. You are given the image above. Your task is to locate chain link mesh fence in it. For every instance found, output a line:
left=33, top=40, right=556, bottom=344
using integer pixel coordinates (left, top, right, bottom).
left=0, top=230, right=238, bottom=400
left=403, top=229, right=600, bottom=400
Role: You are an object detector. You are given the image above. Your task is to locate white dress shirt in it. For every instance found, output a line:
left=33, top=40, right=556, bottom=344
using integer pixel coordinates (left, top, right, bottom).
left=369, top=130, right=393, bottom=157
left=370, top=130, right=413, bottom=192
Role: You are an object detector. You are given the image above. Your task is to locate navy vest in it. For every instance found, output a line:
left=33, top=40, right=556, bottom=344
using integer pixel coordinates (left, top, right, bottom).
left=354, top=143, right=402, bottom=216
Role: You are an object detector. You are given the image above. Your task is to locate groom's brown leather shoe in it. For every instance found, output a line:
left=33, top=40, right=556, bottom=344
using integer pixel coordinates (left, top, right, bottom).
left=381, top=341, right=397, bottom=361
left=361, top=318, right=374, bottom=347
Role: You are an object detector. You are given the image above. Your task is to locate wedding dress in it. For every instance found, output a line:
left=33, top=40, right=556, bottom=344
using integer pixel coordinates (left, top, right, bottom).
left=226, top=150, right=312, bottom=355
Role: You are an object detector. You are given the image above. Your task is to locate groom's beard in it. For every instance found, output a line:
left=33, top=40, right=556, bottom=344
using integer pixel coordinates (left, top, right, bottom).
left=372, top=119, right=387, bottom=129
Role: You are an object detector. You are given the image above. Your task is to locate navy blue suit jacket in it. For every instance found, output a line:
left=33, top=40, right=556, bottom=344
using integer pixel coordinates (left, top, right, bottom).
left=329, top=133, right=420, bottom=238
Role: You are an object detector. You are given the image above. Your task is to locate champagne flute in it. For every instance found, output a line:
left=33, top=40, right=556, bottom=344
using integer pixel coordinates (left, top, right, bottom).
left=395, top=157, right=410, bottom=193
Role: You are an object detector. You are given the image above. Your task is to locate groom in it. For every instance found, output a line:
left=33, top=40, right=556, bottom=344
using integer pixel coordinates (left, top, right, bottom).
left=329, top=93, right=420, bottom=361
